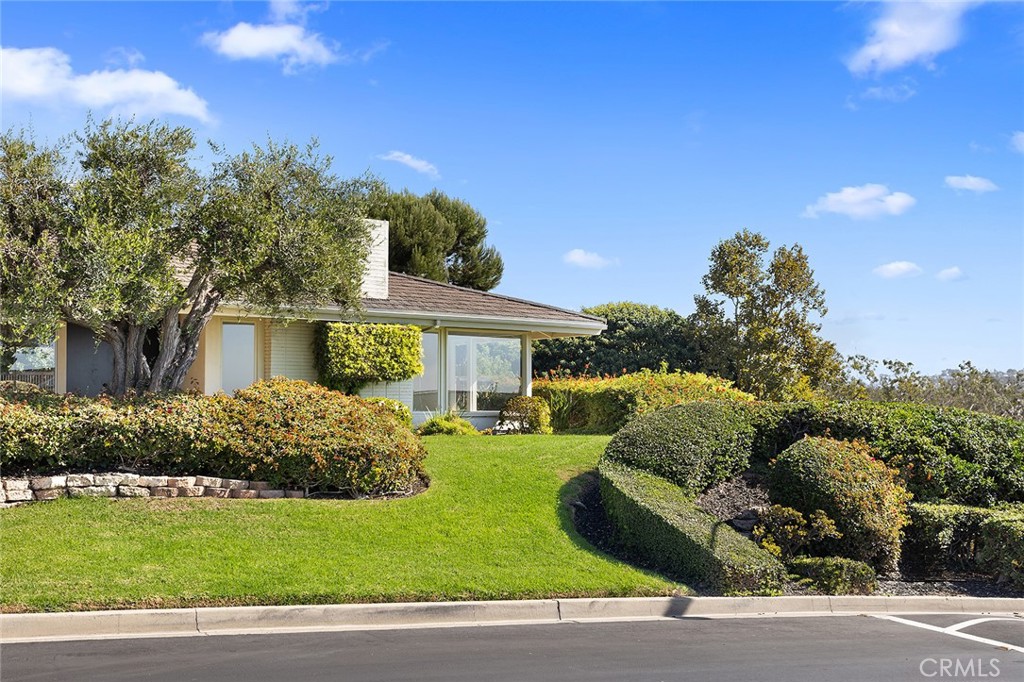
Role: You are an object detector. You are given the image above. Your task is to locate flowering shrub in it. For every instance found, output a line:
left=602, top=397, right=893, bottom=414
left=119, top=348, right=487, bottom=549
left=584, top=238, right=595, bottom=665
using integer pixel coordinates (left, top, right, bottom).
left=0, top=379, right=426, bottom=496
left=770, top=437, right=912, bottom=574
left=787, top=557, right=876, bottom=595
left=753, top=505, right=842, bottom=561
left=208, top=379, right=426, bottom=495
left=533, top=369, right=754, bottom=434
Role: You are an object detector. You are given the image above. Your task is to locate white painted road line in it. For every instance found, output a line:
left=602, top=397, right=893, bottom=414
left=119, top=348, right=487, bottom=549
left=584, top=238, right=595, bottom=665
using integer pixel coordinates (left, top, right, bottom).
left=874, top=615, right=1024, bottom=653
left=945, top=617, right=1022, bottom=633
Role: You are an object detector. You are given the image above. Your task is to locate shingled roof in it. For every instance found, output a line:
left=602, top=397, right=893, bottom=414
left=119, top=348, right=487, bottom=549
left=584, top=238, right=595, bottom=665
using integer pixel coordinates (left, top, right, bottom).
left=362, top=273, right=604, bottom=326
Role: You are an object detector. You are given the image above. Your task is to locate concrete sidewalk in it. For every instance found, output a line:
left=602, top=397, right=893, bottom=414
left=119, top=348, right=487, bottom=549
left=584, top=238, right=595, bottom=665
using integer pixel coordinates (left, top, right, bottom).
left=3, top=595, right=1021, bottom=643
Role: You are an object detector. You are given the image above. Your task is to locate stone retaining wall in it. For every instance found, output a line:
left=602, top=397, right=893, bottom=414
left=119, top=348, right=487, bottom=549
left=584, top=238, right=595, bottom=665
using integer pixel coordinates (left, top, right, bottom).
left=0, top=473, right=305, bottom=506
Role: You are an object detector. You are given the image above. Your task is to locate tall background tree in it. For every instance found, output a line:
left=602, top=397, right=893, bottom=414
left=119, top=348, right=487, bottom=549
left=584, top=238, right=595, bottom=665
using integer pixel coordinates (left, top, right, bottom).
left=369, top=188, right=503, bottom=291
left=532, top=302, right=698, bottom=377
left=0, top=118, right=377, bottom=394
left=691, top=229, right=840, bottom=400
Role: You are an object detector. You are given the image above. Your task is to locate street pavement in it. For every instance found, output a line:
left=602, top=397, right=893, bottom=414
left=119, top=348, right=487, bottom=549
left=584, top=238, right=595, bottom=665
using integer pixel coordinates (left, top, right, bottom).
left=2, top=613, right=1021, bottom=681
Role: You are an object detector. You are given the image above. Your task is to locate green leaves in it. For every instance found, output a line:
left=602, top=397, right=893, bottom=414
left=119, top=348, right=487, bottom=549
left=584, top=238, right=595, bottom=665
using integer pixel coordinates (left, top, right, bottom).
left=693, top=229, right=839, bottom=401
left=368, top=188, right=503, bottom=291
left=314, top=322, right=423, bottom=394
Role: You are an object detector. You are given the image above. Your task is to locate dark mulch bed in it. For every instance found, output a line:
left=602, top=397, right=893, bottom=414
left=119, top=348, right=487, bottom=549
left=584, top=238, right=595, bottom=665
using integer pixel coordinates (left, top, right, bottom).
left=569, top=470, right=1023, bottom=598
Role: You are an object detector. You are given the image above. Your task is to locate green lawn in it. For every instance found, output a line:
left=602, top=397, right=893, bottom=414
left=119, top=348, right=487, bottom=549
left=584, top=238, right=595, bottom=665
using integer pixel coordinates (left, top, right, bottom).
left=0, top=435, right=680, bottom=611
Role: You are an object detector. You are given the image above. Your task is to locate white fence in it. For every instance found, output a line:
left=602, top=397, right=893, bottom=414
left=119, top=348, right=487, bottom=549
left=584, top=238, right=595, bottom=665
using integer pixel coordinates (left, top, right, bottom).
left=0, top=370, right=56, bottom=391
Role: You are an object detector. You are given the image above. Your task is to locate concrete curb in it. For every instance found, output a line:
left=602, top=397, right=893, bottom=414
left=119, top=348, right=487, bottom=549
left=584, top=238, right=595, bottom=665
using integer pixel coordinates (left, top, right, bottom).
left=3, top=596, right=1021, bottom=643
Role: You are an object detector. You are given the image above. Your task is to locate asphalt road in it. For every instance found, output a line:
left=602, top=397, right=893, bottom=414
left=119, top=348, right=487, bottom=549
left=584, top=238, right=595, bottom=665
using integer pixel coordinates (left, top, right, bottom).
left=2, top=614, right=1022, bottom=682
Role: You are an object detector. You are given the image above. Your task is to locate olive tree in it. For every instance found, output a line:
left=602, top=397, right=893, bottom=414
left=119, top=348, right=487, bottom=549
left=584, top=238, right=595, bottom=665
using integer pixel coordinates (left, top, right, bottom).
left=0, top=119, right=376, bottom=394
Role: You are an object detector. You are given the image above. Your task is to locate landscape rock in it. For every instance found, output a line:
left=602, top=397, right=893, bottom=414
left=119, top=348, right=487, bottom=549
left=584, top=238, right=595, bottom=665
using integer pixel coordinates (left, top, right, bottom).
left=248, top=481, right=270, bottom=492
left=138, top=476, right=168, bottom=487
left=118, top=486, right=151, bottom=497
left=69, top=485, right=117, bottom=498
left=30, top=476, right=67, bottom=490
left=204, top=488, right=230, bottom=498
left=285, top=490, right=305, bottom=498
left=5, top=489, right=34, bottom=502
left=93, top=474, right=123, bottom=486
left=223, top=479, right=249, bottom=490
left=34, top=488, right=66, bottom=501
left=259, top=490, right=285, bottom=499
left=119, top=474, right=140, bottom=487
left=177, top=486, right=205, bottom=497
left=151, top=487, right=178, bottom=498
left=230, top=489, right=259, bottom=499
left=194, top=476, right=222, bottom=488
left=167, top=477, right=196, bottom=488
left=4, top=479, right=30, bottom=492
left=66, top=474, right=94, bottom=487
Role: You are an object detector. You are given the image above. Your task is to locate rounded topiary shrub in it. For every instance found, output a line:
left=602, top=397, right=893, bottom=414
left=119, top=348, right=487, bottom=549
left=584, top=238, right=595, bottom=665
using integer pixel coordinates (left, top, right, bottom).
left=498, top=396, right=552, bottom=434
left=769, top=436, right=912, bottom=574
left=603, top=401, right=756, bottom=496
left=208, top=378, right=426, bottom=495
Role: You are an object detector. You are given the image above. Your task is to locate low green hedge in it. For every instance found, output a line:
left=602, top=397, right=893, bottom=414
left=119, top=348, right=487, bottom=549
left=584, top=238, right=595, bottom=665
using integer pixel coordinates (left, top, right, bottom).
left=0, top=379, right=427, bottom=495
left=977, top=514, right=1024, bottom=590
left=788, top=557, right=876, bottom=595
left=770, top=437, right=911, bottom=574
left=788, top=402, right=1024, bottom=506
left=903, top=502, right=1024, bottom=588
left=599, top=461, right=785, bottom=595
left=533, top=370, right=755, bottom=434
left=603, top=402, right=756, bottom=496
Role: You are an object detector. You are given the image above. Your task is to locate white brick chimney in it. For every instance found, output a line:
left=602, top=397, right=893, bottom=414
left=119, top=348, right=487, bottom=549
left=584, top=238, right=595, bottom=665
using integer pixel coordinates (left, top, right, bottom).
left=361, top=219, right=389, bottom=299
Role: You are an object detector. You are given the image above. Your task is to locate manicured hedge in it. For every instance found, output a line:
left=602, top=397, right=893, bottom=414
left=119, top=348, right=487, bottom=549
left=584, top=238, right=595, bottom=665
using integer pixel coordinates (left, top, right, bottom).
left=603, top=401, right=756, bottom=496
left=787, top=402, right=1024, bottom=506
left=770, top=437, right=912, bottom=574
left=314, top=322, right=423, bottom=393
left=903, top=502, right=1024, bottom=588
left=977, top=514, right=1024, bottom=590
left=498, top=396, right=552, bottom=435
left=788, top=557, right=876, bottom=595
left=0, top=379, right=426, bottom=495
left=599, top=461, right=785, bottom=595
left=533, top=370, right=755, bottom=434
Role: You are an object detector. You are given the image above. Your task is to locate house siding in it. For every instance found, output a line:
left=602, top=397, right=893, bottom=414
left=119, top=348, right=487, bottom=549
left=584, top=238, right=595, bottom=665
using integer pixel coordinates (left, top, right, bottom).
left=269, top=322, right=318, bottom=383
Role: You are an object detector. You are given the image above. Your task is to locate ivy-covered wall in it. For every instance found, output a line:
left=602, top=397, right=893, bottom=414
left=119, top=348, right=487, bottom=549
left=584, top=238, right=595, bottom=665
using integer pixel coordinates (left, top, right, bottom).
left=314, top=322, right=423, bottom=393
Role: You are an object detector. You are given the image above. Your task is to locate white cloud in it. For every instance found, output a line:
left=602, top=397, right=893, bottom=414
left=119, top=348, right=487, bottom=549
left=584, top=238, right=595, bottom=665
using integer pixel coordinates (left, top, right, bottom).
left=269, top=0, right=322, bottom=23
left=861, top=81, right=917, bottom=103
left=378, top=150, right=440, bottom=178
left=873, top=261, right=923, bottom=279
left=563, top=249, right=616, bottom=269
left=0, top=46, right=211, bottom=122
left=945, top=174, right=999, bottom=193
left=202, top=23, right=337, bottom=73
left=1011, top=131, right=1024, bottom=154
left=802, top=183, right=916, bottom=219
left=847, top=1, right=980, bottom=76
left=105, top=46, right=145, bottom=68
left=936, top=266, right=964, bottom=281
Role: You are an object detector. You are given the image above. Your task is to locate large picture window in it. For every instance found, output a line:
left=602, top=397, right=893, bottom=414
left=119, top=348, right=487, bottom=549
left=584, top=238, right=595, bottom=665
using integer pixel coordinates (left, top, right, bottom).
left=221, top=322, right=256, bottom=394
left=447, top=334, right=521, bottom=412
left=413, top=332, right=439, bottom=411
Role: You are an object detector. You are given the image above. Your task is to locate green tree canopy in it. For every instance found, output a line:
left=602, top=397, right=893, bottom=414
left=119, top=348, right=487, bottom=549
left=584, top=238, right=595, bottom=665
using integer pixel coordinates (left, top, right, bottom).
left=369, top=188, right=503, bottom=291
left=691, top=229, right=841, bottom=400
left=532, top=302, right=698, bottom=377
left=0, top=118, right=377, bottom=395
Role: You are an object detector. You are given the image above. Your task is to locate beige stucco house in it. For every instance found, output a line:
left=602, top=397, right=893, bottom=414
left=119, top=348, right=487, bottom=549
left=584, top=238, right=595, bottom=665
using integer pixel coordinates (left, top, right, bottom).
left=46, top=220, right=605, bottom=428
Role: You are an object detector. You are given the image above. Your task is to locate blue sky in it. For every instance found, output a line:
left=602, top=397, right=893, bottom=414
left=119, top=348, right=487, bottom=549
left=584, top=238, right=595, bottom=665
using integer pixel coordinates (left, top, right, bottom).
left=3, top=1, right=1022, bottom=373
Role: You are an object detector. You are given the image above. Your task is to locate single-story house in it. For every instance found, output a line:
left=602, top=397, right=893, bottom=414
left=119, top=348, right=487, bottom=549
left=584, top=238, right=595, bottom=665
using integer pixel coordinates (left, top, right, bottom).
left=42, top=220, right=606, bottom=428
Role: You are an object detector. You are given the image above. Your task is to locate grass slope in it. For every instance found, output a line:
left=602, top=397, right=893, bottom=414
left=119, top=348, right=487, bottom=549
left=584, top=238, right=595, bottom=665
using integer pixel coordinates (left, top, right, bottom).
left=0, top=435, right=678, bottom=611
